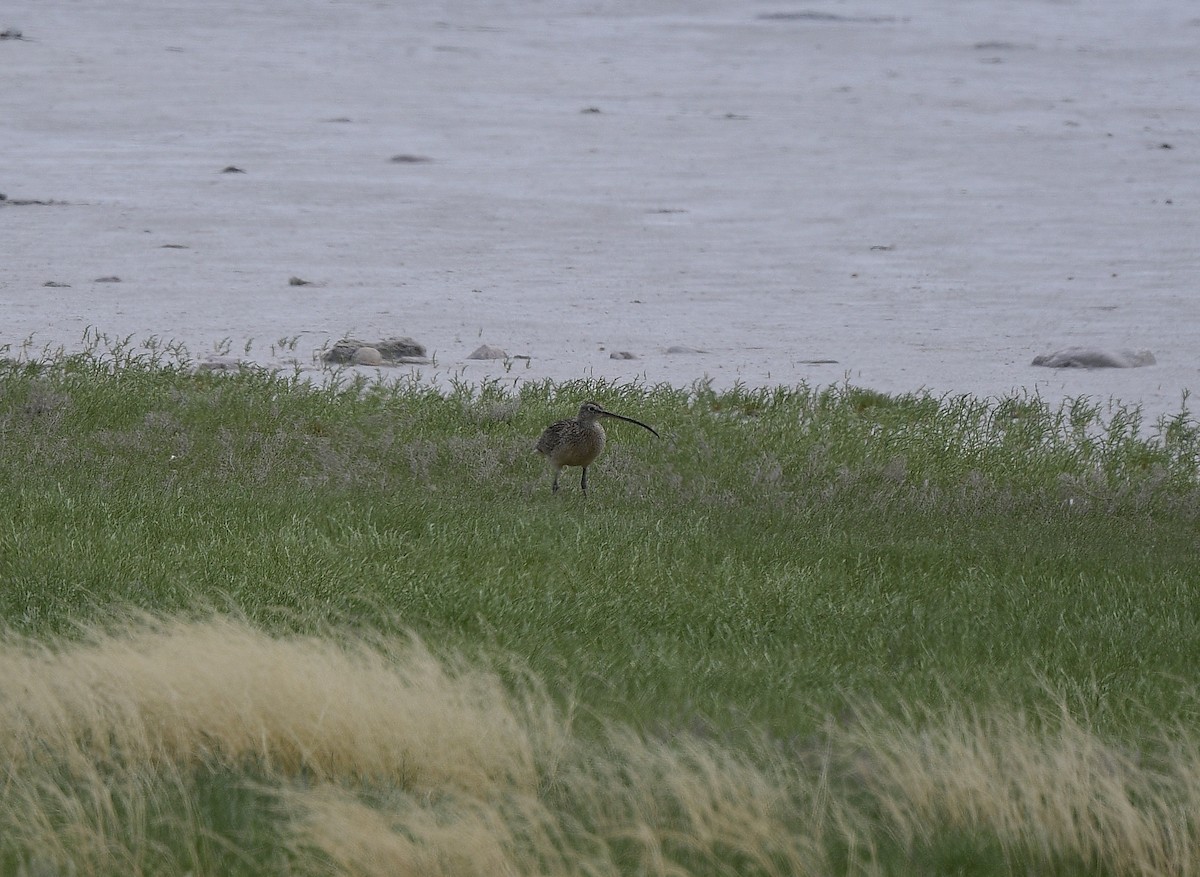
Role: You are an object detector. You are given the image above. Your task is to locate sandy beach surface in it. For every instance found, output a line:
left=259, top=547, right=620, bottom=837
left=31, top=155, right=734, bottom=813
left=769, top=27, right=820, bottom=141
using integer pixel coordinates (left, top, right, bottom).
left=3, top=1, right=1197, bottom=421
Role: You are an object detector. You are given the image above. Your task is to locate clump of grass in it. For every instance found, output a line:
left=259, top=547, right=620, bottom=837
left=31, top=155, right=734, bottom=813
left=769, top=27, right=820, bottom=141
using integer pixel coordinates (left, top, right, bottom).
left=1, top=615, right=555, bottom=792
left=837, top=699, right=1200, bottom=876
left=0, top=616, right=563, bottom=875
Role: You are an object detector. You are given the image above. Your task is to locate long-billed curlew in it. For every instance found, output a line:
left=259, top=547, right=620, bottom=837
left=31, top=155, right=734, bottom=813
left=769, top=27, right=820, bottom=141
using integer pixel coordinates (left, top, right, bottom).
left=535, top=400, right=659, bottom=494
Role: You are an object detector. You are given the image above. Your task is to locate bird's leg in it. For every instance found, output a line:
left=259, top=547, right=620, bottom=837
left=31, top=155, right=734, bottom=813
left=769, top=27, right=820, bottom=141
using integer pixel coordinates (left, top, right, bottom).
left=552, top=468, right=561, bottom=493
left=581, top=466, right=589, bottom=495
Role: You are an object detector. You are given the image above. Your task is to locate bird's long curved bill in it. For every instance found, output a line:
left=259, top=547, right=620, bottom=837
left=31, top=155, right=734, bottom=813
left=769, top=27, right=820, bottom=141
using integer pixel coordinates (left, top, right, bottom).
left=600, top=410, right=659, bottom=438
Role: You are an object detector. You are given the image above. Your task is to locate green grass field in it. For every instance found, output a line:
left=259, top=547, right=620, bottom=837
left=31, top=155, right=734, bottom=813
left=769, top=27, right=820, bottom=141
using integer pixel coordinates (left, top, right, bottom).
left=1, top=336, right=1198, bottom=875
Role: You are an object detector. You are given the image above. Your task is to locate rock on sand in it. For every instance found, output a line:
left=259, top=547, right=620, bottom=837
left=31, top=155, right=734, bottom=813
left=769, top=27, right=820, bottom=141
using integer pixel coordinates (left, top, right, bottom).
left=1032, top=348, right=1156, bottom=369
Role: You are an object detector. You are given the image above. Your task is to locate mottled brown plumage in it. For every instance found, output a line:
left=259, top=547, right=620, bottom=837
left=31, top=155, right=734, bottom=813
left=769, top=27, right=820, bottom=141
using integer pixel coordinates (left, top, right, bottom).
left=535, top=400, right=659, bottom=494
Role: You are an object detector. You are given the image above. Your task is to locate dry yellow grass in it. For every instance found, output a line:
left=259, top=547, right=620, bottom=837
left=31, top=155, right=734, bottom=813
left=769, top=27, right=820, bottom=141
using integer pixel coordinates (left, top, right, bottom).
left=1, top=615, right=555, bottom=793
left=3, top=616, right=1199, bottom=876
left=845, top=703, right=1200, bottom=876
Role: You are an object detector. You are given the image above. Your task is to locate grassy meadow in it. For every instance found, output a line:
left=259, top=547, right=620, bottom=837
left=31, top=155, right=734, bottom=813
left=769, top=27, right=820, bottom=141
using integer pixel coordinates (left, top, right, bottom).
left=1, top=335, right=1199, bottom=875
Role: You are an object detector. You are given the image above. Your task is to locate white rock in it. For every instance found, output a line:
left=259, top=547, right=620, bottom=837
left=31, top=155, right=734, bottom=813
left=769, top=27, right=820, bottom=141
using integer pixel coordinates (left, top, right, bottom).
left=1032, top=348, right=1156, bottom=369
left=351, top=346, right=383, bottom=366
left=468, top=344, right=508, bottom=360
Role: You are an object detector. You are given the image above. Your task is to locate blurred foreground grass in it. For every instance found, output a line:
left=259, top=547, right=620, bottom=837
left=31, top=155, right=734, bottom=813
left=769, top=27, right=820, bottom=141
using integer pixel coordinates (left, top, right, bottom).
left=1, top=336, right=1198, bottom=875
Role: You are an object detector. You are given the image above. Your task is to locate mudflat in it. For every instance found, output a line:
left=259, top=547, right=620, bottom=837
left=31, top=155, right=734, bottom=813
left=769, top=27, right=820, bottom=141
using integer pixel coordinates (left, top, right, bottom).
left=2, top=0, right=1196, bottom=420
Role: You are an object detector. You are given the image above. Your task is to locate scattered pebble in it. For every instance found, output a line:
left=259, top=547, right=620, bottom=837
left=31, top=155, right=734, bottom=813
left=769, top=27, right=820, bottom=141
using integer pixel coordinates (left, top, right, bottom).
left=94, top=276, right=121, bottom=283
left=610, top=351, right=637, bottom=360
left=389, top=154, right=432, bottom=163
left=43, top=281, right=70, bottom=288
left=220, top=166, right=245, bottom=173
left=288, top=276, right=313, bottom=286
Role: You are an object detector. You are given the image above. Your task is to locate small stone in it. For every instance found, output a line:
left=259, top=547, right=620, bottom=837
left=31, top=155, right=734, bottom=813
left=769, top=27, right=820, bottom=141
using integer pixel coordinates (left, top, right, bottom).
left=288, top=276, right=313, bottom=286
left=610, top=351, right=637, bottom=360
left=666, top=345, right=707, bottom=354
left=351, top=346, right=383, bottom=366
left=221, top=165, right=245, bottom=173
left=94, top=276, right=121, bottom=283
left=389, top=154, right=432, bottom=163
left=43, top=281, right=70, bottom=288
left=468, top=344, right=508, bottom=360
